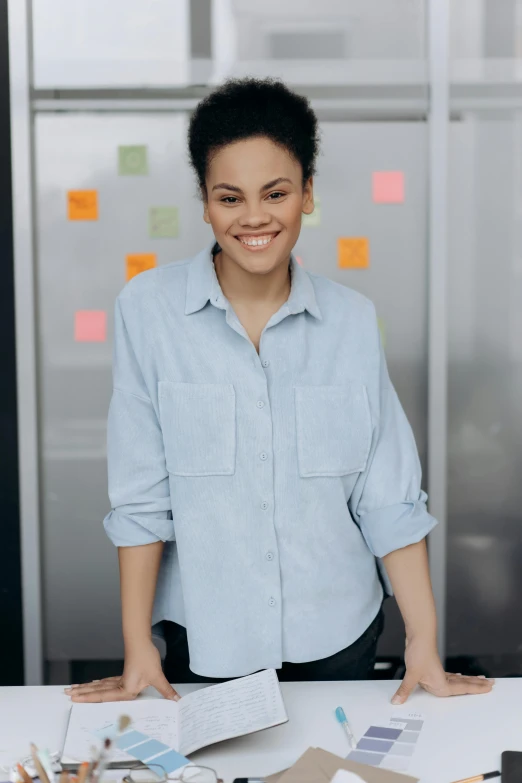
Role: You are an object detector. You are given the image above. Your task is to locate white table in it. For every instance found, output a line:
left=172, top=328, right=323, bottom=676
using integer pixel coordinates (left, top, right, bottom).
left=1, top=680, right=520, bottom=783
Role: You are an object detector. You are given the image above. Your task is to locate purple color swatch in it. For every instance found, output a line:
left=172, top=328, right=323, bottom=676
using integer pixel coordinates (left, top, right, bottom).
left=365, top=726, right=403, bottom=741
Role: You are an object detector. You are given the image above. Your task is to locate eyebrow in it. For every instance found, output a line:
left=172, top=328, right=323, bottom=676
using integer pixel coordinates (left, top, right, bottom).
left=211, top=177, right=293, bottom=193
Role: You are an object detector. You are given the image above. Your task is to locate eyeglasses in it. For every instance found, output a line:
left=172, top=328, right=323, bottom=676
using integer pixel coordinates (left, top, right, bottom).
left=123, top=763, right=223, bottom=783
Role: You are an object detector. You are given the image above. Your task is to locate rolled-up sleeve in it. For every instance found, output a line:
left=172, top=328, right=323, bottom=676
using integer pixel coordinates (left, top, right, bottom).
left=103, top=296, right=174, bottom=547
left=348, top=338, right=438, bottom=559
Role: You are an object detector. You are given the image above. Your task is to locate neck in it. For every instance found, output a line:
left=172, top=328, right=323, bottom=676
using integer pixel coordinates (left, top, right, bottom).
left=213, top=248, right=291, bottom=307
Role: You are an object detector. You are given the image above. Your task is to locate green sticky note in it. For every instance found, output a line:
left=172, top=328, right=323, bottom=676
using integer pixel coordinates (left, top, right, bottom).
left=377, top=317, right=387, bottom=349
left=149, top=206, right=179, bottom=238
left=302, top=196, right=321, bottom=227
left=118, top=145, right=148, bottom=176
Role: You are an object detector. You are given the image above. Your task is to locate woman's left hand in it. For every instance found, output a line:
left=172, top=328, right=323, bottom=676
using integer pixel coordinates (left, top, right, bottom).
left=391, top=636, right=495, bottom=705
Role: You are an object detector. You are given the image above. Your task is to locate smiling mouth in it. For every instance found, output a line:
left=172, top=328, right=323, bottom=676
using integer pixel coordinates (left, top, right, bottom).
left=235, top=232, right=280, bottom=250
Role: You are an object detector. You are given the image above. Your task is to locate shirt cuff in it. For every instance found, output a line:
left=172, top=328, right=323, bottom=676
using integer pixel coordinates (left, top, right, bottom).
left=103, top=509, right=175, bottom=547
left=359, top=498, right=438, bottom=558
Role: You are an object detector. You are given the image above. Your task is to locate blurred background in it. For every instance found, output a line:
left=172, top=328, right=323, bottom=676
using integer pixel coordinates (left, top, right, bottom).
left=2, top=0, right=522, bottom=686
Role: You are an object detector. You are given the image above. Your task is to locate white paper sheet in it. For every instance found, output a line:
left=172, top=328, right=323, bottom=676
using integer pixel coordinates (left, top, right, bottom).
left=179, top=668, right=288, bottom=755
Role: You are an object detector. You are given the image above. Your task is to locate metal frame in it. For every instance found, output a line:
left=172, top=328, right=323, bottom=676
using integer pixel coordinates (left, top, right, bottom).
left=427, top=0, right=450, bottom=659
left=8, top=0, right=43, bottom=684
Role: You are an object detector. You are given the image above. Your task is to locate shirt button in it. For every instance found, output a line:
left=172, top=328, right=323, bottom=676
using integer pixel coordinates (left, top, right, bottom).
left=268, top=597, right=276, bottom=607
left=256, top=400, right=265, bottom=409
left=261, top=501, right=269, bottom=510
left=259, top=452, right=268, bottom=461
left=266, top=552, right=274, bottom=561
left=262, top=359, right=270, bottom=368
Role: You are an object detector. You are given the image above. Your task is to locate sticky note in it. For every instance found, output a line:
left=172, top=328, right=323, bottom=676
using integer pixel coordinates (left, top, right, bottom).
left=118, top=145, right=148, bottom=176
left=372, top=171, right=405, bottom=203
left=338, top=237, right=369, bottom=269
left=68, top=190, right=98, bottom=220
left=74, top=311, right=107, bottom=342
left=302, top=196, right=321, bottom=227
left=149, top=206, right=179, bottom=238
left=126, top=253, right=157, bottom=281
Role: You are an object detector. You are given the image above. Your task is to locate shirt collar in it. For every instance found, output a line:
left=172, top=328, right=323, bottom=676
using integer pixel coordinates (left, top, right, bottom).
left=185, top=241, right=322, bottom=321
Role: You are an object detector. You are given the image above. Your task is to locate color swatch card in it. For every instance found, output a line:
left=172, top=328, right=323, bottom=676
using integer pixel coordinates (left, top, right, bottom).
left=118, top=145, right=148, bottom=175
left=126, top=253, right=157, bottom=281
left=149, top=206, right=179, bottom=238
left=347, top=713, right=425, bottom=772
left=61, top=669, right=288, bottom=770
left=302, top=196, right=321, bottom=227
left=68, top=190, right=98, bottom=221
left=338, top=237, right=369, bottom=269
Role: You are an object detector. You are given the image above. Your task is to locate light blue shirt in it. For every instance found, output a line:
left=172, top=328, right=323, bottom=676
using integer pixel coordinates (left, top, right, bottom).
left=104, top=241, right=437, bottom=678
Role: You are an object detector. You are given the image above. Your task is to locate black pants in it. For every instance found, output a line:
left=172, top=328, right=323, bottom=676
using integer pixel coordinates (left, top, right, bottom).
left=163, top=604, right=384, bottom=683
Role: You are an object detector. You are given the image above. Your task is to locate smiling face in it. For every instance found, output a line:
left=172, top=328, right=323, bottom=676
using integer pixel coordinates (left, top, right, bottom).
left=203, top=136, right=314, bottom=275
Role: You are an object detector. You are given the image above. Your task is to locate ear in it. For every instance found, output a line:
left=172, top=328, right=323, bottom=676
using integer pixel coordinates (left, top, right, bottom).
left=302, top=176, right=315, bottom=215
left=203, top=195, right=211, bottom=224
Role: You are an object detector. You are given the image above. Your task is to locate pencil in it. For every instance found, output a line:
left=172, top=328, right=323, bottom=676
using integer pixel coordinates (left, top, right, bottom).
left=451, top=772, right=500, bottom=783
left=17, top=764, right=33, bottom=783
left=30, top=745, right=51, bottom=783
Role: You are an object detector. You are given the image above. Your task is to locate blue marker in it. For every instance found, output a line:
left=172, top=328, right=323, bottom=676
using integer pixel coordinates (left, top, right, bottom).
left=335, top=706, right=357, bottom=750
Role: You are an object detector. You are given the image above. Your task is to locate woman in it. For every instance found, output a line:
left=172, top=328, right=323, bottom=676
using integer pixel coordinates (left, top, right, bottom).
left=67, top=78, right=492, bottom=704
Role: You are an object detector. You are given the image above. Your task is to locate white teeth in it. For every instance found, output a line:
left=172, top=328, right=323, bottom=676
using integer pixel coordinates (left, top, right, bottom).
left=239, top=234, right=275, bottom=247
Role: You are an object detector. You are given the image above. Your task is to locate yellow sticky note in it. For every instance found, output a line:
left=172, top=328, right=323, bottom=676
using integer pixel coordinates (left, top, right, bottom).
left=126, top=253, right=157, bottom=281
left=68, top=190, right=98, bottom=221
left=338, top=237, right=369, bottom=269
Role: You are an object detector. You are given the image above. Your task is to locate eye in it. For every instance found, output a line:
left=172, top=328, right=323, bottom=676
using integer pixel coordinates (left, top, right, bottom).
left=221, top=196, right=239, bottom=204
left=267, top=191, right=285, bottom=200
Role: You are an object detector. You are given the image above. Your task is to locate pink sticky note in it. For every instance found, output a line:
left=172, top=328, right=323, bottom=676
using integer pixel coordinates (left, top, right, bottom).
left=74, top=310, right=107, bottom=342
left=295, top=255, right=304, bottom=266
left=372, top=171, right=405, bottom=203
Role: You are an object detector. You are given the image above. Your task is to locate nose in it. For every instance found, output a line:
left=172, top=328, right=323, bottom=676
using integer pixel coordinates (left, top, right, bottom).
left=238, top=200, right=272, bottom=228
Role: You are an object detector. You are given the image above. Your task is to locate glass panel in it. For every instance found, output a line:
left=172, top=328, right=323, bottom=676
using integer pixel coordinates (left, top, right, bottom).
left=447, top=113, right=522, bottom=670
left=32, top=0, right=190, bottom=88
left=34, top=113, right=213, bottom=661
left=212, top=0, right=427, bottom=85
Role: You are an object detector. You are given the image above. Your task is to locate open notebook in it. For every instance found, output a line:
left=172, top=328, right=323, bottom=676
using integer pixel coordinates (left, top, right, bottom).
left=61, top=668, right=288, bottom=769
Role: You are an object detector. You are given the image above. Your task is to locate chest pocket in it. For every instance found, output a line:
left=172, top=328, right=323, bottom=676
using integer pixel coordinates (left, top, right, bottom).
left=158, top=382, right=236, bottom=476
left=294, top=384, right=372, bottom=477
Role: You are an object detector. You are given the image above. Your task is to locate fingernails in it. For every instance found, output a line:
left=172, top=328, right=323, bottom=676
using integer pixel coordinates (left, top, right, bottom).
left=479, top=675, right=486, bottom=679
left=391, top=696, right=402, bottom=705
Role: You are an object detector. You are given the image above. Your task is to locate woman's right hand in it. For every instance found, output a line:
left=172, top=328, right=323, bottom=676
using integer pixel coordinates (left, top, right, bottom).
left=64, top=639, right=180, bottom=703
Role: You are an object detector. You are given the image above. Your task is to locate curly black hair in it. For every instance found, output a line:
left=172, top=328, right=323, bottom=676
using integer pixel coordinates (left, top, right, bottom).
left=188, top=77, right=320, bottom=196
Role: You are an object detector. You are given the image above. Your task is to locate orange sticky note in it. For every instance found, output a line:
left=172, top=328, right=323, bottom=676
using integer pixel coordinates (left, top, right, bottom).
left=338, top=238, right=369, bottom=269
left=372, top=171, right=405, bottom=203
left=126, top=253, right=157, bottom=281
left=68, top=190, right=98, bottom=220
left=74, top=310, right=107, bottom=342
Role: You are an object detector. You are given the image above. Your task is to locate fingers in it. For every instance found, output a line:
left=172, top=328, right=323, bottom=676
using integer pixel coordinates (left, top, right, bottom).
left=71, top=686, right=136, bottom=703
left=444, top=674, right=494, bottom=696
left=150, top=672, right=181, bottom=702
left=65, top=677, right=121, bottom=696
left=391, top=671, right=419, bottom=705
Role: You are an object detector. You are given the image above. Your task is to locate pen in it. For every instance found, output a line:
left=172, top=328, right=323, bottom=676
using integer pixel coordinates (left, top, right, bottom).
left=335, top=706, right=357, bottom=750
left=450, top=773, right=500, bottom=783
